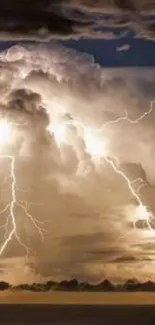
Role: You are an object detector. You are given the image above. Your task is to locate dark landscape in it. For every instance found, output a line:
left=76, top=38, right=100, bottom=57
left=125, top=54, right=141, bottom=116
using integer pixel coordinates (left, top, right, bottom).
left=0, top=304, right=155, bottom=325
left=1, top=278, right=155, bottom=292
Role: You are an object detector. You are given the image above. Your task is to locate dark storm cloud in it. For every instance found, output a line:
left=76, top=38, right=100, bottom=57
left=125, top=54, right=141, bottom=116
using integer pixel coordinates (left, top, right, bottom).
left=33, top=232, right=128, bottom=281
left=119, top=162, right=147, bottom=181
left=111, top=255, right=155, bottom=263
left=8, top=89, right=42, bottom=116
left=60, top=232, right=128, bottom=264
left=0, top=0, right=154, bottom=40
left=7, top=89, right=48, bottom=124
left=112, top=255, right=138, bottom=263
left=62, top=232, right=113, bottom=245
left=0, top=0, right=92, bottom=40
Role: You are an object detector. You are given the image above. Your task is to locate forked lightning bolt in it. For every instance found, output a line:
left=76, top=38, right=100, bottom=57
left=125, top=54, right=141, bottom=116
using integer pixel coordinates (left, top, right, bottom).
left=104, top=156, right=154, bottom=231
left=100, top=100, right=155, bottom=230
left=102, top=100, right=155, bottom=130
left=0, top=98, right=154, bottom=257
left=48, top=99, right=155, bottom=231
left=0, top=155, right=47, bottom=257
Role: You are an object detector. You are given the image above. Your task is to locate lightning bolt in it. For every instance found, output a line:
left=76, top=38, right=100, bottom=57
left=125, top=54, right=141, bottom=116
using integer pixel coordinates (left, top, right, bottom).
left=101, top=100, right=155, bottom=231
left=48, top=99, right=155, bottom=232
left=100, top=100, right=155, bottom=231
left=102, top=100, right=155, bottom=130
left=103, top=156, right=153, bottom=231
left=0, top=155, right=48, bottom=257
left=0, top=97, right=153, bottom=257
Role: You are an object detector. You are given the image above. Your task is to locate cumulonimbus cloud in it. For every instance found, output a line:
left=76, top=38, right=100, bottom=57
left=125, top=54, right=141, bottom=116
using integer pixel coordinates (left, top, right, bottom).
left=0, top=43, right=154, bottom=283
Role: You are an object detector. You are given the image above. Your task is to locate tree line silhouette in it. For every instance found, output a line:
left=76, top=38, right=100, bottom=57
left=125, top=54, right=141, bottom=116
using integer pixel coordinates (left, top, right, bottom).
left=1, top=278, right=155, bottom=292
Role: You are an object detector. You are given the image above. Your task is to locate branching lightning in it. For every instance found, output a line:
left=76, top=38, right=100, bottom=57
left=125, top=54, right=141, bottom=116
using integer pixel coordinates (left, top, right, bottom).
left=0, top=94, right=154, bottom=258
left=102, top=100, right=155, bottom=130
left=103, top=156, right=154, bottom=231
left=0, top=122, right=49, bottom=257
left=100, top=100, right=155, bottom=231
left=0, top=155, right=30, bottom=256
left=48, top=100, right=155, bottom=232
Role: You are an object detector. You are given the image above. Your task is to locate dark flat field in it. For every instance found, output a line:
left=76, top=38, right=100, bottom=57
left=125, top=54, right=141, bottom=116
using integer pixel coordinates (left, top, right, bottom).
left=0, top=305, right=155, bottom=325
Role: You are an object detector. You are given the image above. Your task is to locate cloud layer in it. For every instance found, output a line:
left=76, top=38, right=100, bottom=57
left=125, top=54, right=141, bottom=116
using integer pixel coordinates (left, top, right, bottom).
left=0, top=44, right=154, bottom=283
left=0, top=1, right=154, bottom=40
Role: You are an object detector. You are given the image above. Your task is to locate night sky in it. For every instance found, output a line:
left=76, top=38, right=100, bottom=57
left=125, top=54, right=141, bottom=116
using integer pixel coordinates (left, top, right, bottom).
left=63, top=31, right=155, bottom=67
left=1, top=27, right=155, bottom=68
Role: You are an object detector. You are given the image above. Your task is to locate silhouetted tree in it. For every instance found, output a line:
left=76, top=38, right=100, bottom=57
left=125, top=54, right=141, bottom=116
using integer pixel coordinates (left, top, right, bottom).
left=124, top=279, right=141, bottom=291
left=13, top=284, right=32, bottom=291
left=96, top=279, right=115, bottom=291
left=0, top=281, right=10, bottom=290
left=31, top=283, right=47, bottom=292
left=79, top=282, right=93, bottom=291
left=46, top=281, right=57, bottom=290
left=10, top=277, right=155, bottom=293
left=58, top=279, right=79, bottom=291
left=141, top=281, right=155, bottom=292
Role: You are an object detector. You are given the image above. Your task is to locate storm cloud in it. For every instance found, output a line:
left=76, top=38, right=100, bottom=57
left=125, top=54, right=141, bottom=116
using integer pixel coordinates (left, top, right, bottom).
left=0, top=44, right=154, bottom=283
left=0, top=1, right=154, bottom=40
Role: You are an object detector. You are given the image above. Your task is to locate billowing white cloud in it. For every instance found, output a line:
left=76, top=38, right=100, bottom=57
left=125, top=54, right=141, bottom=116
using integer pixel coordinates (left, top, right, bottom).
left=0, top=44, right=154, bottom=283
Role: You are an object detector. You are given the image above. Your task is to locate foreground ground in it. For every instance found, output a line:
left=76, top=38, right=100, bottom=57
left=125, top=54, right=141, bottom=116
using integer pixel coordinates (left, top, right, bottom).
left=0, top=291, right=155, bottom=304
left=0, top=304, right=155, bottom=324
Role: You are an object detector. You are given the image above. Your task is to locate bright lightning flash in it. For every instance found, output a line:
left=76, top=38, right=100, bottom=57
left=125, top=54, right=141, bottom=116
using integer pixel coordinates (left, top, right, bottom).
left=104, top=156, right=154, bottom=231
left=84, top=128, right=107, bottom=157
left=47, top=101, right=155, bottom=232
left=0, top=122, right=48, bottom=257
left=47, top=124, right=67, bottom=145
left=48, top=121, right=107, bottom=157
left=0, top=120, right=13, bottom=146
left=1, top=98, right=153, bottom=257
